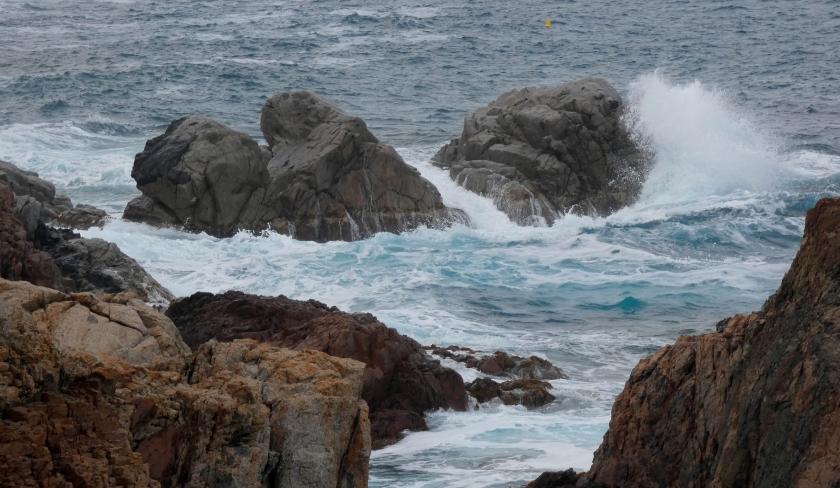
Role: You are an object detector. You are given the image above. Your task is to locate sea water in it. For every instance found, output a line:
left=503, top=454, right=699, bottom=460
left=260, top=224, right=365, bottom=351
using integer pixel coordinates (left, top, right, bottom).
left=1, top=1, right=839, bottom=486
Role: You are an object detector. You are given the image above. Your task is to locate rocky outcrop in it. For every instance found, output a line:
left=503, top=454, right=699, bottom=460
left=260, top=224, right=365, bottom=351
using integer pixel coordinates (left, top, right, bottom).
left=35, top=226, right=174, bottom=305
left=0, top=278, right=370, bottom=487
left=433, top=79, right=648, bottom=225
left=531, top=197, right=840, bottom=488
left=0, top=183, right=61, bottom=289
left=1, top=179, right=172, bottom=305
left=427, top=345, right=568, bottom=380
left=1, top=159, right=108, bottom=232
left=166, top=290, right=468, bottom=447
left=466, top=377, right=556, bottom=408
left=125, top=92, right=468, bottom=241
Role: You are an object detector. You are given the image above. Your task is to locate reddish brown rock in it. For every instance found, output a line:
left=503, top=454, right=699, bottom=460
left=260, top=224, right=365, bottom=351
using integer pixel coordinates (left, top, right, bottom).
left=531, top=197, right=840, bottom=488
left=427, top=345, right=568, bottom=380
left=466, top=377, right=556, bottom=408
left=0, top=183, right=61, bottom=289
left=0, top=278, right=370, bottom=488
left=166, top=290, right=468, bottom=447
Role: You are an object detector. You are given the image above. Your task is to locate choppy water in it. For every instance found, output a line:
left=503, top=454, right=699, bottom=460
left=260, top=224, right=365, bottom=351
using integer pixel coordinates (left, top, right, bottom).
left=2, top=1, right=839, bottom=486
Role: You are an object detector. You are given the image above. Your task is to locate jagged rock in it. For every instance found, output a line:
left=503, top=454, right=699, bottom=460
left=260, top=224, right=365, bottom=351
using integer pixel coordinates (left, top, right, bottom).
left=427, top=345, right=568, bottom=380
left=526, top=469, right=585, bottom=488
left=124, top=117, right=270, bottom=237
left=124, top=92, right=468, bottom=242
left=466, top=377, right=555, bottom=408
left=531, top=197, right=840, bottom=488
left=0, top=183, right=61, bottom=289
left=433, top=79, right=648, bottom=225
left=35, top=226, right=174, bottom=306
left=0, top=278, right=370, bottom=487
left=0, top=159, right=109, bottom=230
left=166, top=290, right=468, bottom=447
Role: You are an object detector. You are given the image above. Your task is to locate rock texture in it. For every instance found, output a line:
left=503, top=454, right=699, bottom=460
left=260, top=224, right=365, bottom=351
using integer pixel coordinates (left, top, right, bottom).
left=1, top=159, right=108, bottom=232
left=1, top=179, right=172, bottom=305
left=35, top=226, right=174, bottom=305
left=427, top=345, right=568, bottom=380
left=466, top=377, right=555, bottom=408
left=532, top=197, right=840, bottom=488
left=125, top=92, right=468, bottom=241
left=0, top=183, right=62, bottom=289
left=166, top=290, right=468, bottom=447
left=433, top=79, right=648, bottom=225
left=0, top=278, right=370, bottom=487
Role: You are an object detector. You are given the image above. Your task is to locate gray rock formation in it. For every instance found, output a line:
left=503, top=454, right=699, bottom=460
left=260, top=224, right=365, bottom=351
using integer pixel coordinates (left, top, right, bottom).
left=433, top=78, right=649, bottom=225
left=35, top=226, right=174, bottom=306
left=0, top=159, right=109, bottom=232
left=125, top=92, right=468, bottom=241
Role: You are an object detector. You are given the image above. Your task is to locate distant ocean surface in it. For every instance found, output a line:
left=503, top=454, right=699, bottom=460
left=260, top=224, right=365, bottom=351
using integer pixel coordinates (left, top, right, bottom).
left=2, top=1, right=839, bottom=486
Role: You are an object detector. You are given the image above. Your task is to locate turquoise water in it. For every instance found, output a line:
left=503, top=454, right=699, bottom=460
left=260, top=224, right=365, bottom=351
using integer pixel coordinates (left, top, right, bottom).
left=1, top=1, right=839, bottom=486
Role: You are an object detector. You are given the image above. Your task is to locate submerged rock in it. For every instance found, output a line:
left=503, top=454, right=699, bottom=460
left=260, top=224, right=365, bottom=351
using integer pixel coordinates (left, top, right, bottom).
left=433, top=79, right=648, bottom=225
left=427, top=345, right=568, bottom=380
left=530, top=197, right=840, bottom=487
left=0, top=278, right=370, bottom=488
left=466, top=377, right=556, bottom=408
left=125, top=91, right=468, bottom=241
left=0, top=159, right=109, bottom=231
left=166, top=290, right=468, bottom=448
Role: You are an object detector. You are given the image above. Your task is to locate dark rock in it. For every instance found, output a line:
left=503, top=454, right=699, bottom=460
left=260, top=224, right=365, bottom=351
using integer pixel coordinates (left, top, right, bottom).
left=124, top=92, right=468, bottom=242
left=0, top=183, right=61, bottom=288
left=124, top=117, right=270, bottom=237
left=0, top=159, right=109, bottom=230
left=427, top=345, right=568, bottom=380
left=467, top=377, right=555, bottom=408
left=526, top=469, right=585, bottom=488
left=498, top=379, right=555, bottom=408
left=542, top=197, right=840, bottom=488
left=166, top=290, right=468, bottom=447
left=34, top=226, right=174, bottom=305
left=434, top=79, right=649, bottom=225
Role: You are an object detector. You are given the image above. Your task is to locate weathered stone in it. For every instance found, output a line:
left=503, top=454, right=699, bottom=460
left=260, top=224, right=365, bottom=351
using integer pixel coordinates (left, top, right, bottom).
left=35, top=226, right=174, bottom=306
left=0, top=159, right=109, bottom=230
left=530, top=197, right=840, bottom=488
left=0, top=183, right=61, bottom=289
left=124, top=92, right=469, bottom=242
left=0, top=278, right=370, bottom=488
left=466, top=377, right=555, bottom=408
left=427, top=345, right=568, bottom=380
left=166, top=290, right=468, bottom=447
left=434, top=79, right=648, bottom=225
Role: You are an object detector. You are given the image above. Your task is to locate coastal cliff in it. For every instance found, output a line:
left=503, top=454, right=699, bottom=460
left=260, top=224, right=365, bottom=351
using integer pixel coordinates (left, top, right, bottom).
left=531, top=197, right=840, bottom=487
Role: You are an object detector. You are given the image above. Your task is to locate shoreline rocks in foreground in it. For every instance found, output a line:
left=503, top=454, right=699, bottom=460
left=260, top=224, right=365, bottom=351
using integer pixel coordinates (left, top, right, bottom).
left=529, top=197, right=840, bottom=487
left=124, top=91, right=469, bottom=242
left=166, top=290, right=468, bottom=448
left=0, top=278, right=370, bottom=487
left=434, top=78, right=649, bottom=225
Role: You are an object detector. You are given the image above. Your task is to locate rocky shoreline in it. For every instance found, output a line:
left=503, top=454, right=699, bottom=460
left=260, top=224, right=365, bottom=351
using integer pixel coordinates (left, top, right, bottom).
left=1, top=79, right=837, bottom=487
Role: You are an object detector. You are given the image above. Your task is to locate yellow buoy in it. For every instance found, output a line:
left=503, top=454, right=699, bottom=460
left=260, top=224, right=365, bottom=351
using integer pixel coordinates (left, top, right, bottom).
left=545, top=18, right=551, bottom=29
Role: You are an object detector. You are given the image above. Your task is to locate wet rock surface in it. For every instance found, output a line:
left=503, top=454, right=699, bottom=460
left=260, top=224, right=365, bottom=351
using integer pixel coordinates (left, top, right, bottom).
left=1, top=160, right=109, bottom=231
left=427, top=345, right=568, bottom=380
left=0, top=278, right=370, bottom=488
left=530, top=197, right=840, bottom=488
left=433, top=79, right=648, bottom=225
left=466, top=377, right=556, bottom=408
left=125, top=92, right=468, bottom=241
left=166, top=290, right=468, bottom=448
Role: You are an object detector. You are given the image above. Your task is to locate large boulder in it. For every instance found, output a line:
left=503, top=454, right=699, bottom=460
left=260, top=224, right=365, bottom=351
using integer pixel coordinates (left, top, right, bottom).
left=530, top=197, right=840, bottom=488
left=0, top=278, right=370, bottom=488
left=166, top=290, right=468, bottom=448
left=0, top=159, right=108, bottom=232
left=124, top=117, right=270, bottom=237
left=433, top=78, right=648, bottom=225
left=125, top=92, right=468, bottom=242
